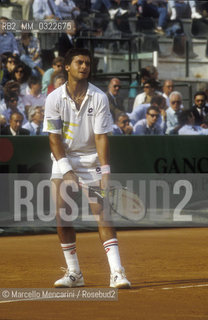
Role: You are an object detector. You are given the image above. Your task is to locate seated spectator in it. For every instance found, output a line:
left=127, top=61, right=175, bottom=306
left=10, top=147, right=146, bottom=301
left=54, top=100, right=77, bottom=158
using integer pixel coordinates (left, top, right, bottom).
left=169, top=0, right=202, bottom=20
left=11, top=62, right=31, bottom=95
left=23, top=76, right=46, bottom=115
left=47, top=71, right=66, bottom=95
left=42, top=57, right=65, bottom=94
left=0, top=80, right=25, bottom=115
left=131, top=0, right=168, bottom=34
left=16, top=33, right=44, bottom=77
left=1, top=111, right=29, bottom=136
left=10, top=0, right=33, bottom=20
left=128, top=94, right=167, bottom=133
left=112, top=112, right=133, bottom=135
left=0, top=91, right=26, bottom=124
left=23, top=106, right=47, bottom=136
left=191, top=91, right=208, bottom=127
left=106, top=77, right=125, bottom=121
left=133, top=105, right=163, bottom=135
left=1, top=54, right=19, bottom=86
left=33, top=0, right=62, bottom=20
left=162, top=79, right=174, bottom=107
left=128, top=68, right=151, bottom=100
left=178, top=110, right=208, bottom=135
left=132, top=79, right=161, bottom=110
left=0, top=17, right=19, bottom=56
left=166, top=91, right=183, bottom=134
left=58, top=20, right=83, bottom=58
left=55, top=0, right=80, bottom=19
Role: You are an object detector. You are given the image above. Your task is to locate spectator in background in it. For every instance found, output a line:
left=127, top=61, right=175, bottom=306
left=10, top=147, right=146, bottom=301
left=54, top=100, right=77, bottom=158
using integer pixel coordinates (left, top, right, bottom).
left=10, top=0, right=33, bottom=20
left=169, top=0, right=202, bottom=20
left=191, top=91, right=208, bottom=127
left=166, top=91, right=183, bottom=134
left=0, top=17, right=19, bottom=56
left=55, top=0, right=80, bottom=19
left=131, top=0, right=168, bottom=35
left=133, top=105, right=163, bottom=135
left=162, top=79, right=174, bottom=107
left=0, top=92, right=26, bottom=125
left=58, top=20, right=82, bottom=58
left=12, top=62, right=31, bottom=96
left=0, top=80, right=25, bottom=115
left=33, top=0, right=62, bottom=19
left=1, top=111, right=29, bottom=136
left=23, top=106, right=47, bottom=135
left=0, top=114, right=6, bottom=133
left=1, top=54, right=19, bottom=86
left=16, top=33, right=44, bottom=77
left=47, top=71, right=66, bottom=95
left=92, top=0, right=128, bottom=18
left=112, top=112, right=133, bottom=135
left=178, top=109, right=208, bottom=135
left=132, top=79, right=161, bottom=110
left=106, top=77, right=124, bottom=121
left=42, top=57, right=65, bottom=94
left=23, top=76, right=46, bottom=116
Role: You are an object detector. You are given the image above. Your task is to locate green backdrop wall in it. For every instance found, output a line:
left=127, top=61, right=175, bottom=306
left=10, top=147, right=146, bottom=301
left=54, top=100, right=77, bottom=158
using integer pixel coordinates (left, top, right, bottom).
left=0, top=136, right=208, bottom=174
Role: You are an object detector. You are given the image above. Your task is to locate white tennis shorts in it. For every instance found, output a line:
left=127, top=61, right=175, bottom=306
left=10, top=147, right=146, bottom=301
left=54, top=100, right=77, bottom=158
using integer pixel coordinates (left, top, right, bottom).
left=51, top=153, right=102, bottom=184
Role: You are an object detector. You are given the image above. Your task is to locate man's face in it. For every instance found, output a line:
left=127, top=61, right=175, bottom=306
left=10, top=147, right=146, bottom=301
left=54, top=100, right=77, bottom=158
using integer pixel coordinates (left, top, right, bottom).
left=30, top=83, right=41, bottom=95
left=194, top=94, right=206, bottom=109
left=65, top=55, right=90, bottom=80
left=109, top=79, right=121, bottom=96
left=170, top=94, right=182, bottom=112
left=32, top=107, right=44, bottom=124
left=6, top=57, right=16, bottom=72
left=53, top=62, right=64, bottom=72
left=117, top=115, right=130, bottom=130
left=146, top=109, right=159, bottom=127
left=8, top=96, right=18, bottom=110
left=10, top=114, right=23, bottom=132
left=14, top=67, right=24, bottom=81
left=143, top=83, right=154, bottom=95
left=163, top=81, right=174, bottom=96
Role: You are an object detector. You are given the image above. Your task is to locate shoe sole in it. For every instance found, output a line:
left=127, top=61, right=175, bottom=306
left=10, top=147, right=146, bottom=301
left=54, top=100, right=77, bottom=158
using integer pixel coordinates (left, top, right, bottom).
left=110, top=282, right=131, bottom=289
left=54, top=280, right=85, bottom=288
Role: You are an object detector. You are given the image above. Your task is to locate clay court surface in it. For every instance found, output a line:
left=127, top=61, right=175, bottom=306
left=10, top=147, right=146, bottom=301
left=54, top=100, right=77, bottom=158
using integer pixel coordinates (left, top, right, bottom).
left=0, top=228, right=208, bottom=320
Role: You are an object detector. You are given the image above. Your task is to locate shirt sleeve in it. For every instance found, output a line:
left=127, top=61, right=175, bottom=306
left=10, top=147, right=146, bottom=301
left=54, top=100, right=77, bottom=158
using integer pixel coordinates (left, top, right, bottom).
left=43, top=92, right=62, bottom=134
left=94, top=93, right=113, bottom=134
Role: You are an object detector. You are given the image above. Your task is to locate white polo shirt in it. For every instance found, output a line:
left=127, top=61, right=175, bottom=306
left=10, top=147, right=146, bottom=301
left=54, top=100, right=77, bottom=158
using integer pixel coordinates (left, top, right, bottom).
left=43, top=82, right=112, bottom=181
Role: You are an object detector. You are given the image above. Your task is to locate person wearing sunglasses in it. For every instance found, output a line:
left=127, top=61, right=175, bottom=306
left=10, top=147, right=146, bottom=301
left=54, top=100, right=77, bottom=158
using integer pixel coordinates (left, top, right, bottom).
left=112, top=112, right=133, bottom=135
left=106, top=77, right=124, bottom=121
left=191, top=91, right=208, bottom=127
left=166, top=91, right=183, bottom=134
left=0, top=91, right=26, bottom=125
left=12, top=62, right=31, bottom=96
left=42, top=56, right=65, bottom=94
left=133, top=105, right=163, bottom=135
left=132, top=79, right=161, bottom=111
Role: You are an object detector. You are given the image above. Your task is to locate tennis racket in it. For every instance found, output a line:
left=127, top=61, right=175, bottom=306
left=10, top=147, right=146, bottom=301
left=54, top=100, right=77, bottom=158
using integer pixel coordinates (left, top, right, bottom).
left=80, top=184, right=146, bottom=222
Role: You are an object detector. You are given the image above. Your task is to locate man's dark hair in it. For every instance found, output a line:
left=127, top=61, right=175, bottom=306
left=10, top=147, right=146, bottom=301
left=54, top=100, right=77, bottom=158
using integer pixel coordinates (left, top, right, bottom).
left=10, top=111, right=23, bottom=121
left=150, top=95, right=166, bottom=107
left=4, top=92, right=18, bottom=103
left=28, top=75, right=41, bottom=88
left=177, top=110, right=193, bottom=126
left=115, top=112, right=129, bottom=122
left=194, top=91, right=207, bottom=100
left=64, top=48, right=91, bottom=66
left=146, top=105, right=160, bottom=114
left=52, top=56, right=65, bottom=66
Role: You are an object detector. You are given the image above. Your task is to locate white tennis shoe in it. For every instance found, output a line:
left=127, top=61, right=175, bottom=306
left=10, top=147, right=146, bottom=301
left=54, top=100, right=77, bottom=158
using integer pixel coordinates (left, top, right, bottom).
left=54, top=268, right=84, bottom=288
left=110, top=268, right=131, bottom=289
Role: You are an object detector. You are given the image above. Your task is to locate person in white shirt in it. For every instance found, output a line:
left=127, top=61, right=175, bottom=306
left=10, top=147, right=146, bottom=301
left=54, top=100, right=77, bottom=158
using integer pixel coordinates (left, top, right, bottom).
left=166, top=91, right=183, bottom=134
left=43, top=48, right=130, bottom=289
left=162, top=80, right=174, bottom=107
left=23, top=76, right=46, bottom=115
left=133, top=79, right=161, bottom=111
left=178, top=109, right=208, bottom=135
left=55, top=0, right=80, bottom=19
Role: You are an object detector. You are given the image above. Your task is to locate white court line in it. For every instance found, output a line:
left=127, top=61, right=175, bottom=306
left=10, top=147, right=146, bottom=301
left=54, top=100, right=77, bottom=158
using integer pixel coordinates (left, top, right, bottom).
left=146, top=283, right=208, bottom=291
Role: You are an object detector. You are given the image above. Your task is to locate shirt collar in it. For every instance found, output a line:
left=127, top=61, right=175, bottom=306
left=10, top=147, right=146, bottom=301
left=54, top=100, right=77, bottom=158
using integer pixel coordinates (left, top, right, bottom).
left=62, top=82, right=93, bottom=100
left=10, top=127, right=17, bottom=136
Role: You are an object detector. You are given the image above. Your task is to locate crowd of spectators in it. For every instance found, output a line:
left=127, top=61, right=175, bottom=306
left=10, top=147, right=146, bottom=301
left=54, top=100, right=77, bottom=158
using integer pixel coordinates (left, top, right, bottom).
left=0, top=0, right=208, bottom=136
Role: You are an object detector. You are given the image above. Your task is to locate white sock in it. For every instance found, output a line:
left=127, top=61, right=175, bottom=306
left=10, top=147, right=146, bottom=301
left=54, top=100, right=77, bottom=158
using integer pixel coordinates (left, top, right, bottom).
left=61, top=243, right=80, bottom=273
left=103, top=238, right=122, bottom=273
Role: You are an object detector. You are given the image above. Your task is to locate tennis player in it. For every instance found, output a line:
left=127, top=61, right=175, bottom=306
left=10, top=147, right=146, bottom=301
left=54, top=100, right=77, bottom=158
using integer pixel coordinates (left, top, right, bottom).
left=43, top=48, right=131, bottom=289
